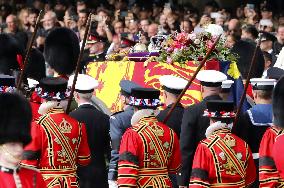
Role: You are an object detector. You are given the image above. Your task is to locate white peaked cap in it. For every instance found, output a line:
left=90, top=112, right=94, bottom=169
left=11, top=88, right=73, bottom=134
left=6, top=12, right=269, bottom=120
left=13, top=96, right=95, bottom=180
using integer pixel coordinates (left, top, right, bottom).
left=68, top=74, right=99, bottom=93
left=222, top=80, right=234, bottom=89
left=197, top=70, right=227, bottom=87
left=205, top=24, right=224, bottom=36
left=27, top=78, right=39, bottom=88
left=250, top=78, right=276, bottom=90
left=159, top=75, right=187, bottom=94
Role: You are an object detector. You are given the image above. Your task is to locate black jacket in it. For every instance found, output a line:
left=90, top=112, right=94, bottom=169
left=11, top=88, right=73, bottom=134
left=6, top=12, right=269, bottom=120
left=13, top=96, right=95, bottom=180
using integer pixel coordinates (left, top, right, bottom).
left=178, top=95, right=222, bottom=186
left=157, top=103, right=184, bottom=138
left=69, top=104, right=110, bottom=188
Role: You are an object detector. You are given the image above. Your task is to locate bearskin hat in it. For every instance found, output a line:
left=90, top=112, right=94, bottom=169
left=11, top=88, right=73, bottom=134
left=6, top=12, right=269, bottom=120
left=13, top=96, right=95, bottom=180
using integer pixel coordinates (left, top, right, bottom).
left=0, top=34, right=22, bottom=75
left=25, top=48, right=46, bottom=81
left=0, top=93, right=32, bottom=146
left=231, top=40, right=265, bottom=79
left=44, top=28, right=79, bottom=75
left=272, top=77, right=284, bottom=128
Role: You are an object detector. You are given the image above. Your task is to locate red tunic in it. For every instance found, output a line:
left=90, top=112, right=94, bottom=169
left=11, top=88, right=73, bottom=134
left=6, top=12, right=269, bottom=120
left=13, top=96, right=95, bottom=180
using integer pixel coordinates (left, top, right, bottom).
left=118, top=116, right=181, bottom=187
left=21, top=107, right=91, bottom=188
left=259, top=126, right=284, bottom=187
left=0, top=165, right=46, bottom=188
left=190, top=129, right=256, bottom=188
left=30, top=91, right=42, bottom=120
left=273, top=134, right=284, bottom=179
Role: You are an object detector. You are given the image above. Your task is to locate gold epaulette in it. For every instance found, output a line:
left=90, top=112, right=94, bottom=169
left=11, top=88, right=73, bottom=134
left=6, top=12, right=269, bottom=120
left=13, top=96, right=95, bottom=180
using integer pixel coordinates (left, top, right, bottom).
left=270, top=126, right=284, bottom=136
left=132, top=116, right=157, bottom=132
left=201, top=135, right=220, bottom=149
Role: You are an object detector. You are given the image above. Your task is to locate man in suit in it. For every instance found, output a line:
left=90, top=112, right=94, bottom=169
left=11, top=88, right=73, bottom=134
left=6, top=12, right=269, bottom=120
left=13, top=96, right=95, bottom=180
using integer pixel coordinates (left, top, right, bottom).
left=68, top=74, right=110, bottom=188
left=157, top=75, right=187, bottom=138
left=178, top=70, right=227, bottom=187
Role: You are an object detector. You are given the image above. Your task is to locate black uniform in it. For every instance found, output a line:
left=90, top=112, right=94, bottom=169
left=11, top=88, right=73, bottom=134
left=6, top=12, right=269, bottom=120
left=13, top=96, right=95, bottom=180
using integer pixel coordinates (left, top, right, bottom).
left=69, top=103, right=110, bottom=188
left=178, top=95, right=222, bottom=186
left=108, top=106, right=134, bottom=181
left=157, top=103, right=184, bottom=138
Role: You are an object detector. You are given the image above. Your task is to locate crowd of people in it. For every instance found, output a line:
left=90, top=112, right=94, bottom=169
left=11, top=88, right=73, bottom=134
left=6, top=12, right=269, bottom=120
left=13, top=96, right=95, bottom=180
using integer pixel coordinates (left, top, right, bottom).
left=0, top=0, right=284, bottom=188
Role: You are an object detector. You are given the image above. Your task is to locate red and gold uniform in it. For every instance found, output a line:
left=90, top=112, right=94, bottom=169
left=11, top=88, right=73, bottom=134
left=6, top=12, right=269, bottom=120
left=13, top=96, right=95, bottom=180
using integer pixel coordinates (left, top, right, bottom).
left=190, top=128, right=256, bottom=188
left=259, top=126, right=284, bottom=187
left=118, top=116, right=181, bottom=187
left=0, top=165, right=46, bottom=188
left=21, top=107, right=91, bottom=188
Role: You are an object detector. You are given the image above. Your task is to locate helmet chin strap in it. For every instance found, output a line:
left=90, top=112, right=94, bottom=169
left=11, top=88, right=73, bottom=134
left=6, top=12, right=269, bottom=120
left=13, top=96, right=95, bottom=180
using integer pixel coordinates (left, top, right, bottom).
left=0, top=145, right=22, bottom=164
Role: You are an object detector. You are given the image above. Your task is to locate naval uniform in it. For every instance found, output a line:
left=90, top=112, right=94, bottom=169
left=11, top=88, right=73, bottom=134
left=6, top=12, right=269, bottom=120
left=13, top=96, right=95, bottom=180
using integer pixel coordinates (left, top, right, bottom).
left=22, top=107, right=91, bottom=188
left=69, top=103, right=110, bottom=188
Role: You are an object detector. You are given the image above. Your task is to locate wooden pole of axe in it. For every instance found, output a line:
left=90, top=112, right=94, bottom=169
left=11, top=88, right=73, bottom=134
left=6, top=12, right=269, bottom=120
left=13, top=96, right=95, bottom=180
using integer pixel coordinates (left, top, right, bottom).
left=66, top=13, right=92, bottom=114
left=233, top=34, right=263, bottom=126
left=163, top=35, right=222, bottom=124
left=16, top=10, right=43, bottom=90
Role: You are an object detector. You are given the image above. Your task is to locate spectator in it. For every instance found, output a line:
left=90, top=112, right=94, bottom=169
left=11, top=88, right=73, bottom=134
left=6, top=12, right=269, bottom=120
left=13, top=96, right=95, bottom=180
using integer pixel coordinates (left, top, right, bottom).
left=27, top=8, right=39, bottom=33
left=274, top=24, right=284, bottom=54
left=76, top=0, right=87, bottom=14
left=18, top=8, right=29, bottom=31
left=42, top=11, right=58, bottom=32
left=180, top=20, right=193, bottom=33
left=262, top=51, right=273, bottom=77
left=140, top=19, right=150, bottom=33
left=241, top=24, right=258, bottom=43
left=147, top=23, right=158, bottom=37
left=77, top=9, right=88, bottom=30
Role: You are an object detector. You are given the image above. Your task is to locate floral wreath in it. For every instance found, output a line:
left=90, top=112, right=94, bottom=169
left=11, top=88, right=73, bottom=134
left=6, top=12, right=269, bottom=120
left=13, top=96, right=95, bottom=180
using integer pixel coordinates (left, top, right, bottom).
left=203, top=109, right=236, bottom=118
left=0, top=86, right=16, bottom=93
left=35, top=87, right=71, bottom=100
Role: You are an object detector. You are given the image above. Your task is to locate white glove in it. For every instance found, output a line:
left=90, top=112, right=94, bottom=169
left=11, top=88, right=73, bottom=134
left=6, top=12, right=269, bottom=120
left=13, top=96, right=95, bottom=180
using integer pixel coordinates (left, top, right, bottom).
left=108, top=180, right=118, bottom=188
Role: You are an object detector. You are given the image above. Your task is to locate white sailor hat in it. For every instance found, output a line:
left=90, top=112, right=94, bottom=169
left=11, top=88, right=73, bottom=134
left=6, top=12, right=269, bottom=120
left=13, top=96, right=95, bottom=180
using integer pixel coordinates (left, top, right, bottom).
left=250, top=78, right=276, bottom=90
left=221, top=79, right=234, bottom=93
left=68, top=74, right=99, bottom=93
left=159, top=75, right=187, bottom=94
left=196, top=70, right=227, bottom=87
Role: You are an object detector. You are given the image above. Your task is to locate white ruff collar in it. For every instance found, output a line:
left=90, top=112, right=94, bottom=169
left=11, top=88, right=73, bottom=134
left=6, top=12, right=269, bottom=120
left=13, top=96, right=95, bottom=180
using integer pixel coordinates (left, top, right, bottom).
left=205, top=121, right=233, bottom=138
left=131, top=109, right=159, bottom=126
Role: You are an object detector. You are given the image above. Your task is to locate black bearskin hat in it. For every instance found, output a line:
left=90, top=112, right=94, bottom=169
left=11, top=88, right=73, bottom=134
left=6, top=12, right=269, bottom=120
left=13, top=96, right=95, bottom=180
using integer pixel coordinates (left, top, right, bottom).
left=231, top=40, right=265, bottom=79
left=0, top=93, right=32, bottom=146
left=0, top=34, right=22, bottom=75
left=272, top=77, right=284, bottom=128
left=44, top=27, right=79, bottom=75
left=25, top=48, right=46, bottom=81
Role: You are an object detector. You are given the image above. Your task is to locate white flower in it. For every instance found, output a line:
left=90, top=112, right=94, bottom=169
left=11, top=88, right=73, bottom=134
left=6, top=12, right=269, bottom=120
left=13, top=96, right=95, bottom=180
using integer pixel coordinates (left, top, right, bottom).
left=194, top=39, right=201, bottom=45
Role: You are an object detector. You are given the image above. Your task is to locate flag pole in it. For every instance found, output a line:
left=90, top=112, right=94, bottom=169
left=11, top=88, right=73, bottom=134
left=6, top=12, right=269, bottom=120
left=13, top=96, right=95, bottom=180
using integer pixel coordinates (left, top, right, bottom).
left=16, top=10, right=43, bottom=90
left=233, top=34, right=263, bottom=126
left=66, top=12, right=92, bottom=114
